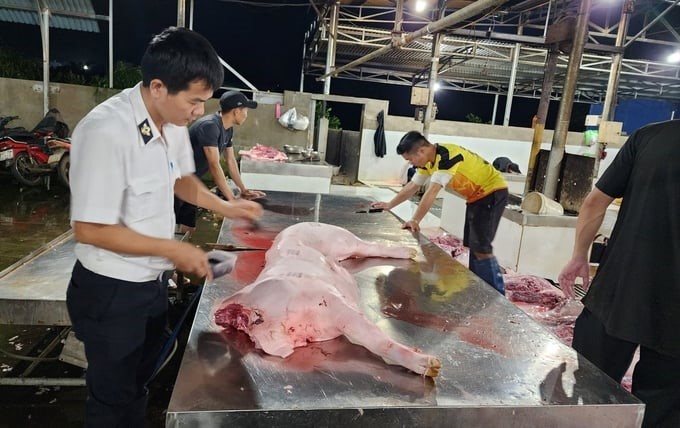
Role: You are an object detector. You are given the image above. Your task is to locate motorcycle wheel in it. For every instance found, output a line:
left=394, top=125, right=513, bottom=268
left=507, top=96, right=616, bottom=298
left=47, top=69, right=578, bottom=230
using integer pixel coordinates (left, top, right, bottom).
left=11, top=151, right=44, bottom=187
left=57, top=152, right=70, bottom=187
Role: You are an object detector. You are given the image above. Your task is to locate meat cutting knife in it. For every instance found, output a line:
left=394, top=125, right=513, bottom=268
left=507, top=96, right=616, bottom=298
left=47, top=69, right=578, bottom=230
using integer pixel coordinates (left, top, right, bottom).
left=354, top=208, right=384, bottom=213
left=205, top=243, right=266, bottom=251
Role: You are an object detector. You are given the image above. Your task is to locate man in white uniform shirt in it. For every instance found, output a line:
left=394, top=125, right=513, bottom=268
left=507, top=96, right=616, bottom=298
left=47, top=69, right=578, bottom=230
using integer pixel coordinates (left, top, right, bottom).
left=67, top=27, right=262, bottom=427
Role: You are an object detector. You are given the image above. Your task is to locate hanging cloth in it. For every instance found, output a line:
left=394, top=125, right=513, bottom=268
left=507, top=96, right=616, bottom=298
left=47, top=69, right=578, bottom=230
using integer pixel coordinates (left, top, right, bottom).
left=374, top=110, right=387, bottom=158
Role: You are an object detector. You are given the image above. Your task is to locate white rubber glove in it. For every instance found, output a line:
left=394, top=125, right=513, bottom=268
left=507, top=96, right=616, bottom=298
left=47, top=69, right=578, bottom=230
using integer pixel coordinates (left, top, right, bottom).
left=207, top=250, right=238, bottom=279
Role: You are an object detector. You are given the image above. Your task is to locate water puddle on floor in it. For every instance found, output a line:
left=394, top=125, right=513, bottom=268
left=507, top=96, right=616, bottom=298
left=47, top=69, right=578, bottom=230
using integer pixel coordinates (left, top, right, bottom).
left=0, top=177, right=223, bottom=360
left=0, top=178, right=71, bottom=371
left=0, top=176, right=224, bottom=426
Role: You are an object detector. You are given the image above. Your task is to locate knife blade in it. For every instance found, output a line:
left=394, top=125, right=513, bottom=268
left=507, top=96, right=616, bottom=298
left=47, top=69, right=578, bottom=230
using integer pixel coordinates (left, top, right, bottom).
left=354, top=208, right=384, bottom=213
left=205, top=243, right=266, bottom=251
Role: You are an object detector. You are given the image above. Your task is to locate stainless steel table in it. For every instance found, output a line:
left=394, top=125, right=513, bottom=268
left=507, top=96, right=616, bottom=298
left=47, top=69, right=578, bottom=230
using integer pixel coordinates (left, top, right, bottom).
left=240, top=158, right=333, bottom=194
left=166, top=191, right=643, bottom=428
left=0, top=229, right=191, bottom=383
left=0, top=230, right=74, bottom=325
left=0, top=231, right=189, bottom=326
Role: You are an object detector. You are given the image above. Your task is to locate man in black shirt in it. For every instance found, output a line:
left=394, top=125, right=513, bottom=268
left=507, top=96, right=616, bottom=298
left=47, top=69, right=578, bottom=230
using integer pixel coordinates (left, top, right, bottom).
left=175, top=90, right=265, bottom=232
left=559, top=119, right=680, bottom=428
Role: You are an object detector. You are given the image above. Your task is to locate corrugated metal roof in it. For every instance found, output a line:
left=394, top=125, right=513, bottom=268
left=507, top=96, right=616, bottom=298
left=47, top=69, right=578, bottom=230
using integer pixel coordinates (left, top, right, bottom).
left=306, top=1, right=680, bottom=102
left=0, top=0, right=100, bottom=32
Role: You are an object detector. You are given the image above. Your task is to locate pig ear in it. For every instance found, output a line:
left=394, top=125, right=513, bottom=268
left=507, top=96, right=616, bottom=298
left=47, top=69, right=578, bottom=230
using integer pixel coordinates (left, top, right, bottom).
left=207, top=250, right=238, bottom=279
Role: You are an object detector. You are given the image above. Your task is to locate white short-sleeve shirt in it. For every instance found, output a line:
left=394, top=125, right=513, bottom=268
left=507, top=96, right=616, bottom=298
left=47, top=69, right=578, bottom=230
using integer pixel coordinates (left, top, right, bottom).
left=70, top=83, right=195, bottom=282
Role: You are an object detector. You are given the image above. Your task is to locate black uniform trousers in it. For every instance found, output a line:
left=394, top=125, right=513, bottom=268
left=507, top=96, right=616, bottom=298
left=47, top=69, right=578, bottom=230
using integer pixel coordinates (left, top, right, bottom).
left=463, top=188, right=508, bottom=255
left=174, top=196, right=198, bottom=228
left=463, top=189, right=508, bottom=294
left=573, top=308, right=680, bottom=428
left=67, top=261, right=168, bottom=428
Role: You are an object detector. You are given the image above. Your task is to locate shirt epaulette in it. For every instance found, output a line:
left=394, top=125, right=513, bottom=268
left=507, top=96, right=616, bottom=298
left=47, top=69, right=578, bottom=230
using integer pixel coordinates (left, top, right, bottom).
left=138, top=118, right=153, bottom=144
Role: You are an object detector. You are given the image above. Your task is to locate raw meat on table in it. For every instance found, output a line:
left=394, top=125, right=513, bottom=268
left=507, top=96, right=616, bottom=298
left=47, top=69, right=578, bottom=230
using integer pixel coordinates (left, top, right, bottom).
left=424, top=230, right=469, bottom=266
left=425, top=228, right=635, bottom=391
left=214, top=222, right=442, bottom=377
left=504, top=274, right=566, bottom=309
left=239, top=144, right=288, bottom=161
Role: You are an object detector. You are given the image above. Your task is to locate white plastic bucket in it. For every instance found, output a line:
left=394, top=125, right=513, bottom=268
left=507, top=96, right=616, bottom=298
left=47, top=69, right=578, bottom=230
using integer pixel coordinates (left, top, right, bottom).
left=520, top=191, right=564, bottom=215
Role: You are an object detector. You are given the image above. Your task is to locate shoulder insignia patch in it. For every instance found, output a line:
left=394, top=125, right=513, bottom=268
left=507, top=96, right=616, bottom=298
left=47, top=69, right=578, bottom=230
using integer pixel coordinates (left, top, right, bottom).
left=138, top=119, right=153, bottom=144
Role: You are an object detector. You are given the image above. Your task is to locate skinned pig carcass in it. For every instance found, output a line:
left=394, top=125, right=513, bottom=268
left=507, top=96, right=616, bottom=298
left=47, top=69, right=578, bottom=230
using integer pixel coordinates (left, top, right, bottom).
left=214, top=222, right=442, bottom=377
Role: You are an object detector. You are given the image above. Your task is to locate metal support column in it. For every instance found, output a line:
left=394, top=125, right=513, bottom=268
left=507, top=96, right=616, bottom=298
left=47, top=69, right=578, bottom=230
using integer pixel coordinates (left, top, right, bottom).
left=108, top=0, right=113, bottom=88
left=323, top=2, right=339, bottom=96
left=392, top=0, right=404, bottom=43
left=423, top=1, right=446, bottom=138
left=39, top=5, right=50, bottom=115
left=491, top=93, right=499, bottom=125
left=300, top=39, right=307, bottom=93
left=177, top=0, right=186, bottom=27
left=593, top=0, right=633, bottom=179
left=503, top=43, right=521, bottom=127
left=544, top=0, right=592, bottom=200
left=524, top=47, right=559, bottom=195
left=189, top=0, right=194, bottom=30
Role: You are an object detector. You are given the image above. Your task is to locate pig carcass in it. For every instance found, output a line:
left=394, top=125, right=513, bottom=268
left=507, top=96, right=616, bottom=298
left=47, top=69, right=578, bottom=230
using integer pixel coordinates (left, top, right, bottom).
left=214, top=222, right=442, bottom=377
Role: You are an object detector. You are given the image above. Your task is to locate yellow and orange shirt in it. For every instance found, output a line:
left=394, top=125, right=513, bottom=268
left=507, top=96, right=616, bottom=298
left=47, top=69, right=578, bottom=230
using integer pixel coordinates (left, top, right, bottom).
left=412, top=143, right=507, bottom=203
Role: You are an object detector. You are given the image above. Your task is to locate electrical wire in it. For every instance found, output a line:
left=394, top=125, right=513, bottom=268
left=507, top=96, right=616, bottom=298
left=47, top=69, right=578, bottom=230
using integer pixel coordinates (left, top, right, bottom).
left=148, top=287, right=204, bottom=383
left=152, top=327, right=179, bottom=378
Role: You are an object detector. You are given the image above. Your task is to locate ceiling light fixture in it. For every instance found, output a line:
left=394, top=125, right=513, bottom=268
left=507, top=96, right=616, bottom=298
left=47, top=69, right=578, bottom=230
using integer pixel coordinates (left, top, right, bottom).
left=414, top=0, right=427, bottom=13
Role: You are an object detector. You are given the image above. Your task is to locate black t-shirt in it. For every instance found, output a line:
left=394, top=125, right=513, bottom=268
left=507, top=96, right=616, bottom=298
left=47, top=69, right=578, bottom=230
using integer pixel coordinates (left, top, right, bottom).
left=188, top=112, right=234, bottom=178
left=584, top=119, right=680, bottom=357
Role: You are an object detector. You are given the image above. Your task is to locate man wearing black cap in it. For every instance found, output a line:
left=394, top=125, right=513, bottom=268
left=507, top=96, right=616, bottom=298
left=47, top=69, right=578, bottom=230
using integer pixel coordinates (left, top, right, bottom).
left=492, top=157, right=522, bottom=174
left=175, top=90, right=266, bottom=232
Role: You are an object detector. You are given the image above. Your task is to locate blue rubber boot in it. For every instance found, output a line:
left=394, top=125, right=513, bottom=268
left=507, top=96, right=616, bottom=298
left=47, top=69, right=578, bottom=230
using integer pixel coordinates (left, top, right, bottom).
left=469, top=254, right=505, bottom=295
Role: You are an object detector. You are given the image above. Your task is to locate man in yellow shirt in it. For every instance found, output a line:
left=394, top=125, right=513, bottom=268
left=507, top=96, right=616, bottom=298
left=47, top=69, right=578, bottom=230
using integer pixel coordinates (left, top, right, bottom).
left=373, top=131, right=508, bottom=294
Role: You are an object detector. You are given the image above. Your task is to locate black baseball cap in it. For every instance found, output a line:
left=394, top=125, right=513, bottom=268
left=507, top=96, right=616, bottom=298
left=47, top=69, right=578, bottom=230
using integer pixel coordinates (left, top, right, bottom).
left=220, top=90, right=257, bottom=111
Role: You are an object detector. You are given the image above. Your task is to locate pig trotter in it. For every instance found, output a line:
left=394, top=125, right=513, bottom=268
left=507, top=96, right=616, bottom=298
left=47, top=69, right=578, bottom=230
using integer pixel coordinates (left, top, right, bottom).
left=423, top=357, right=442, bottom=378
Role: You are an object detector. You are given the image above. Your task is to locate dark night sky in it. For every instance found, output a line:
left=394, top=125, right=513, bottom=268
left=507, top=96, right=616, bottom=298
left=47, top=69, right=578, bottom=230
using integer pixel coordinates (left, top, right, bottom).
left=0, top=0, right=315, bottom=90
left=0, top=0, right=593, bottom=131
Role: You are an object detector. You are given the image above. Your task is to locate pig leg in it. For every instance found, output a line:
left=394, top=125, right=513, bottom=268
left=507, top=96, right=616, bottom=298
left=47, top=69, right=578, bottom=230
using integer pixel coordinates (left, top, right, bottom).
left=331, top=297, right=441, bottom=377
left=346, top=239, right=416, bottom=260
left=340, top=256, right=413, bottom=275
left=251, top=325, right=297, bottom=358
left=276, top=223, right=415, bottom=260
left=325, top=224, right=415, bottom=259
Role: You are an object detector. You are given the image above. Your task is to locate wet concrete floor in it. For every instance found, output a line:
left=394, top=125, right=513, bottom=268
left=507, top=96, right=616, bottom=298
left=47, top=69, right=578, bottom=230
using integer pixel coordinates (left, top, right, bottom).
left=0, top=176, right=221, bottom=428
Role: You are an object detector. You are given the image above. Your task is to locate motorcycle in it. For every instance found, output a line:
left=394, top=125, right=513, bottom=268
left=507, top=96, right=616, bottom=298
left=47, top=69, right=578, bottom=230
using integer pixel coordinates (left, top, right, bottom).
left=0, top=109, right=71, bottom=188
left=0, top=115, right=23, bottom=135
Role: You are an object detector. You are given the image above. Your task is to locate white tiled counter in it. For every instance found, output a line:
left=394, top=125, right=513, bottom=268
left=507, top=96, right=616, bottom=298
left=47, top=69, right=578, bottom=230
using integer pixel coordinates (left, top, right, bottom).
left=440, top=189, right=619, bottom=281
left=240, top=157, right=333, bottom=194
left=496, top=208, right=577, bottom=281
